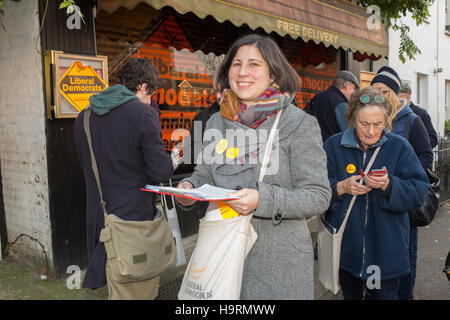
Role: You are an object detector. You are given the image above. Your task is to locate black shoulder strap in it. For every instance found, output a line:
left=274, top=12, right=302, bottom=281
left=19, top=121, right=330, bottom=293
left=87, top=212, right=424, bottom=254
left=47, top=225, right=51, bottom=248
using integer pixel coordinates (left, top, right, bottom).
left=83, top=108, right=108, bottom=216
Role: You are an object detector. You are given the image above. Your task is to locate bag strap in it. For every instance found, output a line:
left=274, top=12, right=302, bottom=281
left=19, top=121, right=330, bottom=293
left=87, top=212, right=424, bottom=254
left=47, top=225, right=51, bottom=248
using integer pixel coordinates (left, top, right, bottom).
left=161, top=179, right=176, bottom=211
left=83, top=108, right=108, bottom=216
left=337, top=145, right=381, bottom=234
left=405, top=113, right=411, bottom=142
left=259, top=109, right=283, bottom=182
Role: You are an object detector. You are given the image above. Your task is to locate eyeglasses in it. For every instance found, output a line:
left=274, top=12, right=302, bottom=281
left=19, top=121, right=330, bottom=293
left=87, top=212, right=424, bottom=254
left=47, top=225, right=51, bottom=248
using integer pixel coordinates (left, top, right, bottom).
left=359, top=94, right=385, bottom=104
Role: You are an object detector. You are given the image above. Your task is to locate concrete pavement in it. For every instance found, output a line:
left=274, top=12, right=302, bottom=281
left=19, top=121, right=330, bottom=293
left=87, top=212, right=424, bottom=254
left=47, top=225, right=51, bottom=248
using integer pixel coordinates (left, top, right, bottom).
left=413, top=203, right=450, bottom=299
left=0, top=206, right=448, bottom=300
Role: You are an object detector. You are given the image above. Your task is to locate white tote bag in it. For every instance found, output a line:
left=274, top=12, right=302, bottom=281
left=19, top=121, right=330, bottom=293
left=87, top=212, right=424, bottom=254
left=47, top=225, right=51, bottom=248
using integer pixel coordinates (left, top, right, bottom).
left=178, top=110, right=283, bottom=300
left=177, top=214, right=257, bottom=299
left=318, top=146, right=380, bottom=295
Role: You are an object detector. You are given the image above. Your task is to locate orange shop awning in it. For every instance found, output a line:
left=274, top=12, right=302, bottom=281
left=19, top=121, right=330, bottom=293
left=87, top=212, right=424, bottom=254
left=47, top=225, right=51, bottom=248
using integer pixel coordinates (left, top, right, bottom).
left=97, top=0, right=389, bottom=58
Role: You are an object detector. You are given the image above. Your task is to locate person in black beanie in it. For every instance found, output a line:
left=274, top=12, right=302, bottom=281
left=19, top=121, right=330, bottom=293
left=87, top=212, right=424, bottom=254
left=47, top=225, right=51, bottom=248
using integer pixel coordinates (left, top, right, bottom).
left=371, top=66, right=433, bottom=300
left=371, top=66, right=433, bottom=170
left=399, top=82, right=438, bottom=148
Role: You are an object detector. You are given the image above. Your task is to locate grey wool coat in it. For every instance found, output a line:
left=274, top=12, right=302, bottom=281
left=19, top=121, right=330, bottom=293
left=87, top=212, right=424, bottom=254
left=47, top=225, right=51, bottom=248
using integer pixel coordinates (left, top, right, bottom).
left=182, top=105, right=331, bottom=300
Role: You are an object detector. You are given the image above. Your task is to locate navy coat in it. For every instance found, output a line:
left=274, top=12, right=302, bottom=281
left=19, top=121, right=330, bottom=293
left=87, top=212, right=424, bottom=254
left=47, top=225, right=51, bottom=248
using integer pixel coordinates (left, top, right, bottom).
left=74, top=98, right=173, bottom=289
left=409, top=102, right=438, bottom=149
left=308, top=85, right=348, bottom=142
left=391, top=102, right=433, bottom=170
left=323, top=128, right=428, bottom=281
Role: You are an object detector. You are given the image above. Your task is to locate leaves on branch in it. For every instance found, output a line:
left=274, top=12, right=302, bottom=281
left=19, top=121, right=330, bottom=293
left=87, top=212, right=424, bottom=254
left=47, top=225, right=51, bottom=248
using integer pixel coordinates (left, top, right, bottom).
left=358, top=0, right=433, bottom=62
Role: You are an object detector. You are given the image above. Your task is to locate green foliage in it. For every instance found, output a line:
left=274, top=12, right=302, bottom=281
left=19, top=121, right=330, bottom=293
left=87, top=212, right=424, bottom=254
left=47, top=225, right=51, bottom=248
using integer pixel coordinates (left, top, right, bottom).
left=397, top=22, right=421, bottom=63
left=0, top=1, right=3, bottom=13
left=445, top=120, right=450, bottom=132
left=358, top=0, right=434, bottom=63
left=59, top=0, right=85, bottom=24
left=59, top=0, right=76, bottom=10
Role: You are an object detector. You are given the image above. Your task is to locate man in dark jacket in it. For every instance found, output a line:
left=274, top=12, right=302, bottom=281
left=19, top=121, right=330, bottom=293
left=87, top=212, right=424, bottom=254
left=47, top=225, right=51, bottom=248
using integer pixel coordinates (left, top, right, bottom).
left=306, top=70, right=360, bottom=142
left=74, top=58, right=173, bottom=299
left=399, top=82, right=438, bottom=149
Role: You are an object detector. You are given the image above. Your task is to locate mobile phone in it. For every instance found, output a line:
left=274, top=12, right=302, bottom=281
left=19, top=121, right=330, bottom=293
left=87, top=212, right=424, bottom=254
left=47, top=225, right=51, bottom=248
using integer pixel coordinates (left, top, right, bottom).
left=368, top=168, right=387, bottom=176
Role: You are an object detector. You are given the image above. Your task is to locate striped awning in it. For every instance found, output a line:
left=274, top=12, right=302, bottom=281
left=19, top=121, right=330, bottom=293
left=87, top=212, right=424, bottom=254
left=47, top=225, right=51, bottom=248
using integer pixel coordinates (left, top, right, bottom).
left=98, top=0, right=388, bottom=58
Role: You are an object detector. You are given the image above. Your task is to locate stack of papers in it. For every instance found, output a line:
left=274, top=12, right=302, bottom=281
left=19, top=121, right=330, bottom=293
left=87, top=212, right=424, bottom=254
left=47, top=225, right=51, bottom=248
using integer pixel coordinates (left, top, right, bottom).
left=141, top=184, right=241, bottom=201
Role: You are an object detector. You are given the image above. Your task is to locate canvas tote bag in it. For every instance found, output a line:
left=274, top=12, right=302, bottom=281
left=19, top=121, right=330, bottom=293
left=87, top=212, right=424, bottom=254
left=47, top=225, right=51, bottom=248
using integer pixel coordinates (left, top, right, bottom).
left=84, top=108, right=176, bottom=284
left=178, top=109, right=283, bottom=300
left=318, top=146, right=381, bottom=295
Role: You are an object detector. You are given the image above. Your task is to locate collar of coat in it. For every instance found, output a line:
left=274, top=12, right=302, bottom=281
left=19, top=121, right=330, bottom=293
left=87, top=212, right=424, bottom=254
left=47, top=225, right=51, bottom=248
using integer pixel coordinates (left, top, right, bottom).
left=340, top=127, right=388, bottom=150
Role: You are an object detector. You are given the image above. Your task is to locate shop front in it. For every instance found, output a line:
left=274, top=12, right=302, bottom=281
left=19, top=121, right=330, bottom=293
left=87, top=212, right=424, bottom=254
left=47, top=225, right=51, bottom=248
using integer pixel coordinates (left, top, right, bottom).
left=1, top=0, right=387, bottom=278
left=96, top=0, right=388, bottom=155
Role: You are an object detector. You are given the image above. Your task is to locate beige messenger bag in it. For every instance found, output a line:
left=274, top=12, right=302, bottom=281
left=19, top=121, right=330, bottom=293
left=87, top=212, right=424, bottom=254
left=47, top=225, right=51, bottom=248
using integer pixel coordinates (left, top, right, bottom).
left=84, top=108, right=175, bottom=284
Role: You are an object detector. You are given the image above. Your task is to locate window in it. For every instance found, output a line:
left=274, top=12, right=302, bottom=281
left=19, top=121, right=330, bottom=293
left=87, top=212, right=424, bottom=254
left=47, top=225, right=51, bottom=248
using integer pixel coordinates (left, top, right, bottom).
left=446, top=0, right=450, bottom=33
left=416, top=73, right=429, bottom=107
left=446, top=80, right=450, bottom=120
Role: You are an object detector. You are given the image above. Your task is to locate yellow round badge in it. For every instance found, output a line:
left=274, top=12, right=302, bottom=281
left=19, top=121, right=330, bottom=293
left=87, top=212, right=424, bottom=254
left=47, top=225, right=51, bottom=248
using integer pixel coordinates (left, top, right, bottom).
left=226, top=147, right=239, bottom=159
left=346, top=163, right=356, bottom=174
left=215, top=138, right=228, bottom=154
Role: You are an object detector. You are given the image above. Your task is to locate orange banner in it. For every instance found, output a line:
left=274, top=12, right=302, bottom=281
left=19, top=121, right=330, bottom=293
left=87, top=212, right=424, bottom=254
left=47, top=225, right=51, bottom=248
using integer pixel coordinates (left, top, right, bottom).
left=160, top=110, right=197, bottom=151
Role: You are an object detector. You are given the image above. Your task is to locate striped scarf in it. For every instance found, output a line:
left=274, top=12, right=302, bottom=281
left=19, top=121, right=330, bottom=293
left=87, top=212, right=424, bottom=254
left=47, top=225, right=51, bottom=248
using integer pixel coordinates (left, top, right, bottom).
left=220, top=85, right=293, bottom=128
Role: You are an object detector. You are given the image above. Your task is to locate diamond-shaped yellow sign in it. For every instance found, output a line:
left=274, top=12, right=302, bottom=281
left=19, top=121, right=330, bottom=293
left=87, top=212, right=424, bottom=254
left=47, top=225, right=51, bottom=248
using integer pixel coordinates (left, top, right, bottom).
left=58, top=61, right=108, bottom=112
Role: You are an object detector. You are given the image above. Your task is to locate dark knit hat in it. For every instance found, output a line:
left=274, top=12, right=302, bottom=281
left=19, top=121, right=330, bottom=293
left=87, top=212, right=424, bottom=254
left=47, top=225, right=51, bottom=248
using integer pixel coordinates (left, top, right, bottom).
left=370, top=66, right=402, bottom=95
left=400, top=82, right=412, bottom=95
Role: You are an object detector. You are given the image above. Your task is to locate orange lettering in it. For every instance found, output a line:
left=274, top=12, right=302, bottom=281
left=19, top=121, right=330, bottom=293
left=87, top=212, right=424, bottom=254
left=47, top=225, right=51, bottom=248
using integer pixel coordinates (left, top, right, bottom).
left=165, top=89, right=177, bottom=105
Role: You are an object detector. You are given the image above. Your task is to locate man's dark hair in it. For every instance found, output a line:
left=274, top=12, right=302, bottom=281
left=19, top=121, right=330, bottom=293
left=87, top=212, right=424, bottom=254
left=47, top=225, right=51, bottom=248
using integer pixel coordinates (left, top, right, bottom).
left=216, top=34, right=299, bottom=94
left=117, top=58, right=164, bottom=94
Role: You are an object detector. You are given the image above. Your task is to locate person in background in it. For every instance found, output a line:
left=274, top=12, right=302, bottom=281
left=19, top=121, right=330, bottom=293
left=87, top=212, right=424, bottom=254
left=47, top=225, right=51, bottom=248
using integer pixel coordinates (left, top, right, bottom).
left=371, top=66, right=433, bottom=300
left=323, top=87, right=429, bottom=300
left=371, top=66, right=433, bottom=170
left=306, top=70, right=360, bottom=142
left=176, top=34, right=331, bottom=299
left=183, top=76, right=221, bottom=169
left=399, top=82, right=438, bottom=149
left=74, top=58, right=173, bottom=299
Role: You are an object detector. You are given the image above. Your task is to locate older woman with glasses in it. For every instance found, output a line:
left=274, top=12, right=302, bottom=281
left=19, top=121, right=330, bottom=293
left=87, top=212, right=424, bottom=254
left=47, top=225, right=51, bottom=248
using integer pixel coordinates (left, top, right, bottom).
left=322, top=87, right=429, bottom=300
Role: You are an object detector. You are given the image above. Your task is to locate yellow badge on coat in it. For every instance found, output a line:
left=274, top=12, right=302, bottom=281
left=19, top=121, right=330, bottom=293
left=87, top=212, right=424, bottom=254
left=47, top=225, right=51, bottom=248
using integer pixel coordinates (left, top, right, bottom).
left=226, top=147, right=239, bottom=159
left=346, top=163, right=356, bottom=174
left=216, top=138, right=228, bottom=154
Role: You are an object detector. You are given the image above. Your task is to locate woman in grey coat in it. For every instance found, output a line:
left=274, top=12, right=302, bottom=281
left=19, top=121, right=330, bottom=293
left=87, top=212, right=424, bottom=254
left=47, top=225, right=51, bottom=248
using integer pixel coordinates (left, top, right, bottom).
left=177, top=34, right=331, bottom=299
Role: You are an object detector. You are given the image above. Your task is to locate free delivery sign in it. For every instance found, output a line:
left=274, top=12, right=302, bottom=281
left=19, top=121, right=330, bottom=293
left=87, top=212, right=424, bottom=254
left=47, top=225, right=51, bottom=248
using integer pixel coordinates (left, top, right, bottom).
left=58, top=61, right=108, bottom=112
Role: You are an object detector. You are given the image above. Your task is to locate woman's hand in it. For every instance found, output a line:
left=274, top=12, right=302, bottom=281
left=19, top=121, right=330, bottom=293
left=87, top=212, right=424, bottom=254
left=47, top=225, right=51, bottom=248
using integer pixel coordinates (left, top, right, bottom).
left=175, top=181, right=197, bottom=207
left=225, top=188, right=259, bottom=216
left=365, top=166, right=390, bottom=191
left=337, top=175, right=371, bottom=196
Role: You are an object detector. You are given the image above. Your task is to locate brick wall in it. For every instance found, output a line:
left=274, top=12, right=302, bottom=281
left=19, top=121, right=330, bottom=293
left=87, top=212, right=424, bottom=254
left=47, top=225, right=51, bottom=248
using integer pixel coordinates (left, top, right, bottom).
left=0, top=1, right=53, bottom=268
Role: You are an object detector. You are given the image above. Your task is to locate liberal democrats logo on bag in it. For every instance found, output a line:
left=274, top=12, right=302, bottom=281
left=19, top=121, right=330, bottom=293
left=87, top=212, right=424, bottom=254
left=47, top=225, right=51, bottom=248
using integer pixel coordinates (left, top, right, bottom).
left=182, top=262, right=213, bottom=299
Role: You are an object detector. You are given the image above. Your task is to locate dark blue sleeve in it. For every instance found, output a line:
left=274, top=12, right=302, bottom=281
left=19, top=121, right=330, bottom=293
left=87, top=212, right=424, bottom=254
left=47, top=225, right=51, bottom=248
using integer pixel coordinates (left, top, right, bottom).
left=140, top=107, right=173, bottom=183
left=409, top=117, right=433, bottom=170
left=334, top=102, right=348, bottom=131
left=419, top=112, right=438, bottom=149
left=323, top=138, right=345, bottom=208
left=378, top=141, right=429, bottom=212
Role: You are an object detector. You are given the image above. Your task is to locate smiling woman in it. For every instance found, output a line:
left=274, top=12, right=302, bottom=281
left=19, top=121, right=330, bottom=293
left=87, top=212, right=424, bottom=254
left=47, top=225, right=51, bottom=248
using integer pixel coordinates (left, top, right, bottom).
left=176, top=34, right=331, bottom=300
left=228, top=45, right=273, bottom=105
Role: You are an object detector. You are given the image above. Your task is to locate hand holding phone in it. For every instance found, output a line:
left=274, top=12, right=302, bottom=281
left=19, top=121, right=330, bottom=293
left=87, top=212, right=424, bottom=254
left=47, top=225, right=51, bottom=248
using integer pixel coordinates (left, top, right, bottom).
left=365, top=166, right=389, bottom=191
left=368, top=168, right=387, bottom=177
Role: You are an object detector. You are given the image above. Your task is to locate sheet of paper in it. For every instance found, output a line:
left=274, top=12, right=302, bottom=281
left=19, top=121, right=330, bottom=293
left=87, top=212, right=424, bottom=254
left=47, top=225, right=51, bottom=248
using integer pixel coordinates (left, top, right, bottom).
left=142, top=184, right=240, bottom=201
